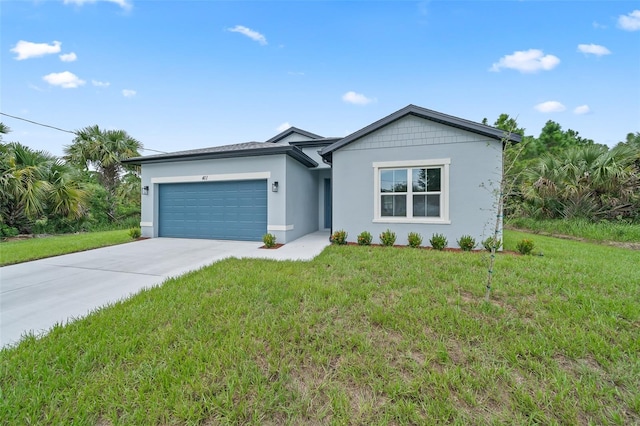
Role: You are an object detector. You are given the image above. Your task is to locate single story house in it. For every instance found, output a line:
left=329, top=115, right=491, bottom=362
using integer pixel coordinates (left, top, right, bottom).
left=123, top=104, right=521, bottom=246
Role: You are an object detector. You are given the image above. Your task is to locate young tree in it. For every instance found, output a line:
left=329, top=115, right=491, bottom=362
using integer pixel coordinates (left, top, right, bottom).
left=64, top=125, right=142, bottom=220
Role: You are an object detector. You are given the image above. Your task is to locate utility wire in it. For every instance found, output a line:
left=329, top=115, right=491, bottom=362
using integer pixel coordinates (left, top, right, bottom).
left=0, top=111, right=167, bottom=154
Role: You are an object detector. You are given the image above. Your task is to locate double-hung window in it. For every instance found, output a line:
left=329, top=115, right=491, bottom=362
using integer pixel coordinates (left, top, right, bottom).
left=374, top=159, right=450, bottom=223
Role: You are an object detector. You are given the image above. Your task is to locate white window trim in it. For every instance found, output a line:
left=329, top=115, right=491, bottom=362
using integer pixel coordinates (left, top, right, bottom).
left=372, top=159, right=450, bottom=224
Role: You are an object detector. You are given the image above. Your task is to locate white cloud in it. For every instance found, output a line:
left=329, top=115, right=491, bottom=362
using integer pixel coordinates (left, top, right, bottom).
left=92, top=80, right=110, bottom=87
left=618, top=10, right=640, bottom=31
left=534, top=101, right=566, bottom=113
left=63, top=0, right=132, bottom=10
left=228, top=25, right=267, bottom=45
left=574, top=105, right=591, bottom=115
left=42, top=71, right=86, bottom=88
left=276, top=122, right=291, bottom=132
left=342, top=91, right=375, bottom=105
left=11, top=40, right=61, bottom=60
left=122, top=89, right=136, bottom=97
left=577, top=44, right=611, bottom=56
left=490, top=49, right=560, bottom=73
left=59, top=52, right=78, bottom=62
left=592, top=21, right=607, bottom=29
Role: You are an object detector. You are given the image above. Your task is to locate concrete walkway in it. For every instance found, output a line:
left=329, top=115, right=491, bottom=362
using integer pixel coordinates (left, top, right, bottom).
left=0, top=231, right=330, bottom=348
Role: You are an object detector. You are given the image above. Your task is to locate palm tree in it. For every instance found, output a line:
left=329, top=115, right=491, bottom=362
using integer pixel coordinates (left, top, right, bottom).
left=521, top=144, right=638, bottom=220
left=64, top=125, right=142, bottom=220
left=1, top=142, right=87, bottom=232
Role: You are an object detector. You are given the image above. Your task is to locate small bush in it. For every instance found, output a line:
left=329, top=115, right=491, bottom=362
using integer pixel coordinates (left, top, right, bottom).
left=457, top=234, right=476, bottom=251
left=482, top=236, right=502, bottom=252
left=262, top=233, right=277, bottom=248
left=516, top=238, right=535, bottom=255
left=331, top=229, right=348, bottom=245
left=429, top=233, right=448, bottom=250
left=379, top=229, right=396, bottom=246
left=357, top=231, right=372, bottom=246
left=128, top=227, right=142, bottom=239
left=1, top=224, right=19, bottom=239
left=407, top=232, right=423, bottom=248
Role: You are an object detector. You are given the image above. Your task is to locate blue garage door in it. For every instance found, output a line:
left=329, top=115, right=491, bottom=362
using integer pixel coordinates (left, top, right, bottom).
left=158, top=180, right=267, bottom=241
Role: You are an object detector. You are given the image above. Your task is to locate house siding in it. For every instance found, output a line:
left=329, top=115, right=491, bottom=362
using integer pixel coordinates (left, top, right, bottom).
left=284, top=156, right=320, bottom=241
left=332, top=115, right=502, bottom=246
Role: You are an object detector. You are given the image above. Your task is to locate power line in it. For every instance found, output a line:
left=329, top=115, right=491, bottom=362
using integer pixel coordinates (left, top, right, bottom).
left=0, top=111, right=167, bottom=154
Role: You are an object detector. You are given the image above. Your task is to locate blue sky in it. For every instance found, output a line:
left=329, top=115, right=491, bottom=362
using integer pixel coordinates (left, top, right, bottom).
left=2, top=1, right=639, bottom=156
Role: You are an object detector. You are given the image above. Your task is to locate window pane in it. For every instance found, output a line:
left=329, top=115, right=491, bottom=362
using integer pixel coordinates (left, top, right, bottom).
left=381, top=169, right=407, bottom=193
left=413, top=195, right=426, bottom=216
left=381, top=194, right=406, bottom=217
left=412, top=169, right=426, bottom=192
left=393, top=170, right=407, bottom=192
left=427, top=168, right=441, bottom=192
left=380, top=170, right=394, bottom=193
left=426, top=194, right=440, bottom=217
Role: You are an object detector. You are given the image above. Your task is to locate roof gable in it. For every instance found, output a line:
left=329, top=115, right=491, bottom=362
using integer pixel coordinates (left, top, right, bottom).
left=320, top=104, right=522, bottom=161
left=265, top=127, right=323, bottom=144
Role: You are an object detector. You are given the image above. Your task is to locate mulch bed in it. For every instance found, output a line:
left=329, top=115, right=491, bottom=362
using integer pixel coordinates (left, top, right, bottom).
left=259, top=243, right=285, bottom=249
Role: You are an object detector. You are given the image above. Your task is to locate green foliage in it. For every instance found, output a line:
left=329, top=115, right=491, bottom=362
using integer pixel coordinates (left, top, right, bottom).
left=482, top=236, right=502, bottom=252
left=128, top=227, right=141, bottom=239
left=357, top=231, right=372, bottom=246
left=429, top=233, right=448, bottom=250
left=330, top=229, right=348, bottom=245
left=379, top=229, right=396, bottom=246
left=407, top=231, right=422, bottom=248
left=1, top=224, right=19, bottom=238
left=457, top=234, right=476, bottom=251
left=516, top=238, right=535, bottom=255
left=262, top=233, right=277, bottom=248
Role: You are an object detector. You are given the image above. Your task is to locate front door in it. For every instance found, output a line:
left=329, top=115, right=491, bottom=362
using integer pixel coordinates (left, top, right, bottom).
left=324, top=178, right=332, bottom=229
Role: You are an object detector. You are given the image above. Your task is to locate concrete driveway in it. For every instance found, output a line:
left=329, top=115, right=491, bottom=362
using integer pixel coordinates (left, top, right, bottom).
left=0, top=232, right=329, bottom=348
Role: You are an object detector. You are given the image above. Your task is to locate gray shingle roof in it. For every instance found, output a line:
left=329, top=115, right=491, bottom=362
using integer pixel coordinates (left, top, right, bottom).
left=123, top=141, right=318, bottom=167
left=265, top=127, right=323, bottom=144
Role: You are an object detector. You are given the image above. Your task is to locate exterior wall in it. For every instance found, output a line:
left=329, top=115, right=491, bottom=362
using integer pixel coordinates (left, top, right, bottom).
left=284, top=156, right=319, bottom=241
left=332, top=115, right=503, bottom=246
left=140, top=155, right=295, bottom=240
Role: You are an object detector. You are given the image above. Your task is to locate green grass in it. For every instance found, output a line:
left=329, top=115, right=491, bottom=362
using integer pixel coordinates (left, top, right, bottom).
left=507, top=217, right=640, bottom=243
left=1, top=231, right=639, bottom=424
left=0, top=230, right=134, bottom=266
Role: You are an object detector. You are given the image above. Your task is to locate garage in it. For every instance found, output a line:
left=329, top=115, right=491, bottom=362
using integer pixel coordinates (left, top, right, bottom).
left=158, top=180, right=267, bottom=241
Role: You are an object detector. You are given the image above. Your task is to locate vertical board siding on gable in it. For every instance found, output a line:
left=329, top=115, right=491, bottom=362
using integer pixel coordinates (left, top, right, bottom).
left=342, top=115, right=482, bottom=151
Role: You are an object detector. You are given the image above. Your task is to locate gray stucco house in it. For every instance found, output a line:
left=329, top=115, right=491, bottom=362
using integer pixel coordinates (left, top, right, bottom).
left=124, top=104, right=521, bottom=246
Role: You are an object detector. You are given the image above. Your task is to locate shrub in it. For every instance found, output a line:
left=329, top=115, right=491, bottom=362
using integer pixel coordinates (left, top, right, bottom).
left=429, top=233, right=448, bottom=250
left=457, top=234, right=476, bottom=251
left=128, top=227, right=142, bottom=239
left=407, top=232, right=422, bottom=248
left=516, top=238, right=535, bottom=255
left=379, top=229, right=396, bottom=246
left=482, top=236, right=502, bottom=252
left=330, top=229, right=348, bottom=245
left=1, top=224, right=19, bottom=239
left=357, top=231, right=372, bottom=246
left=262, top=233, right=277, bottom=248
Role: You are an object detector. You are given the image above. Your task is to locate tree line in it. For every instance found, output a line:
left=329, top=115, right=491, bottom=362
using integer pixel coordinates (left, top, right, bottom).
left=0, top=124, right=142, bottom=237
left=485, top=115, right=640, bottom=223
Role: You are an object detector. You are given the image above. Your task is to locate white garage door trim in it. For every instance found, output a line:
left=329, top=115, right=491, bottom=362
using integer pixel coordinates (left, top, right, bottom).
left=151, top=171, right=271, bottom=184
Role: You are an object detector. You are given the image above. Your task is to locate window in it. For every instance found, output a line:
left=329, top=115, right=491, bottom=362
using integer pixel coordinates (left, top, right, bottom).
left=373, top=159, right=450, bottom=223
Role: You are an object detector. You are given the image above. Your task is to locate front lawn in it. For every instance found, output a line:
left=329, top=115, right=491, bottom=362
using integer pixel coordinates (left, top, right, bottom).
left=1, top=232, right=638, bottom=424
left=0, top=230, right=133, bottom=266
